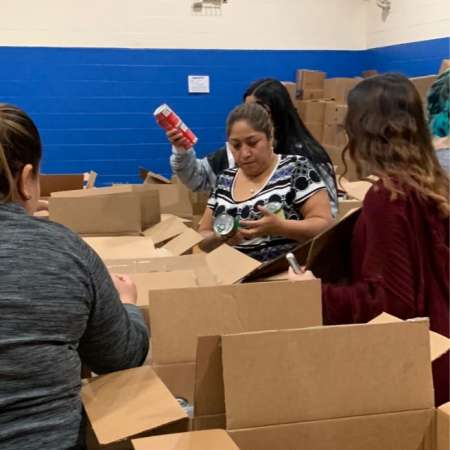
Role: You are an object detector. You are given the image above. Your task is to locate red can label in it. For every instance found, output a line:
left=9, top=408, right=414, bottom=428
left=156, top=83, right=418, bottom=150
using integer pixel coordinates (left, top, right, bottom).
left=154, top=104, right=198, bottom=149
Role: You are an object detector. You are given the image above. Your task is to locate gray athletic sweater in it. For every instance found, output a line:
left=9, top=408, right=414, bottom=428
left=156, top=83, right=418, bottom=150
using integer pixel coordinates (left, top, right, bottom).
left=0, top=202, right=149, bottom=449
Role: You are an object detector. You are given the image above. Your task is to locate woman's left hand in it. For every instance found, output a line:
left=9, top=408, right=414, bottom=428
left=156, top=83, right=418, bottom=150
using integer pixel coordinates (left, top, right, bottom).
left=239, top=206, right=282, bottom=239
left=287, top=266, right=317, bottom=281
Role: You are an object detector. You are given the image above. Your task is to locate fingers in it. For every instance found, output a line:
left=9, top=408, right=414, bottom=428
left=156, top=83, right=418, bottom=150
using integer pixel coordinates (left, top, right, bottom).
left=166, top=129, right=190, bottom=149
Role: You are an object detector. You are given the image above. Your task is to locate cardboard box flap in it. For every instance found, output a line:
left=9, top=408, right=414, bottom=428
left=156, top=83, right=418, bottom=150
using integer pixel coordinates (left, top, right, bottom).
left=229, top=409, right=433, bottom=450
left=162, top=228, right=204, bottom=256
left=437, top=402, right=450, bottom=450
left=370, top=313, right=450, bottom=362
left=131, top=271, right=198, bottom=306
left=306, top=207, right=361, bottom=283
left=149, top=280, right=322, bottom=366
left=143, top=217, right=189, bottom=245
left=194, top=335, right=225, bottom=417
left=81, top=366, right=187, bottom=445
left=132, top=430, right=240, bottom=450
left=339, top=177, right=374, bottom=201
left=40, top=173, right=84, bottom=197
left=140, top=167, right=172, bottom=184
left=84, top=236, right=161, bottom=260
left=205, top=244, right=260, bottom=285
left=85, top=171, right=97, bottom=189
left=221, top=320, right=433, bottom=430
left=50, top=193, right=143, bottom=236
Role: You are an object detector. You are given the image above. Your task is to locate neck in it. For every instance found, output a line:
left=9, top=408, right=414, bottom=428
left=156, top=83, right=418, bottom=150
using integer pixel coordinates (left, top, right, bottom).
left=242, top=154, right=278, bottom=181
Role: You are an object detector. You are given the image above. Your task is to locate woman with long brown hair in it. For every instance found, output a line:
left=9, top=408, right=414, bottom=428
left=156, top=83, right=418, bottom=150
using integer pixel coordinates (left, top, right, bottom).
left=289, top=73, right=449, bottom=406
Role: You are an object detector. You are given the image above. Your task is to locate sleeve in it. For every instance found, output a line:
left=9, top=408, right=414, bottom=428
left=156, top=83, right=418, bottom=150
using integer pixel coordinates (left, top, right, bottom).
left=322, top=188, right=417, bottom=325
left=78, top=242, right=149, bottom=374
left=292, top=156, right=328, bottom=206
left=170, top=146, right=216, bottom=192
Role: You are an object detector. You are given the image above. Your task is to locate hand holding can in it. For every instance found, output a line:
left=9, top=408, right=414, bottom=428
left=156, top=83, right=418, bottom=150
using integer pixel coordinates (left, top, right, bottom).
left=154, top=104, right=198, bottom=150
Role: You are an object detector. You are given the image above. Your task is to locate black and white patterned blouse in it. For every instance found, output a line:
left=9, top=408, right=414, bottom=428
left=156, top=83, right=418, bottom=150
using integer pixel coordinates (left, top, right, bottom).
left=207, top=155, right=327, bottom=262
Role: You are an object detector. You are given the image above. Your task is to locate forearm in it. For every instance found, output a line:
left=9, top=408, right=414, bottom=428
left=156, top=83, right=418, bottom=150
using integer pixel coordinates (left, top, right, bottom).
left=277, top=216, right=334, bottom=241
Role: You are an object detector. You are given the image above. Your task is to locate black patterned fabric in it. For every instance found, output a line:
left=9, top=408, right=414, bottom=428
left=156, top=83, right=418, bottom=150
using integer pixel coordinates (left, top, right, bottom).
left=207, top=155, right=326, bottom=262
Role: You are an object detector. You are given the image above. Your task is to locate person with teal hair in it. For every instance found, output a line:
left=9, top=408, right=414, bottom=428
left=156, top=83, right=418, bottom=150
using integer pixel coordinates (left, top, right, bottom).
left=427, top=69, right=450, bottom=173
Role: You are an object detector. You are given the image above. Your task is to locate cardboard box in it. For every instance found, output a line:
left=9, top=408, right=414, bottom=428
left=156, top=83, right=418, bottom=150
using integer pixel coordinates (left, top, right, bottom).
left=50, top=185, right=161, bottom=235
left=40, top=174, right=85, bottom=197
left=304, top=122, right=324, bottom=143
left=323, top=124, right=347, bottom=146
left=362, top=69, right=378, bottom=78
left=296, top=69, right=326, bottom=93
left=324, top=78, right=360, bottom=104
left=323, top=144, right=359, bottom=181
left=149, top=279, right=322, bottom=402
left=410, top=75, right=437, bottom=103
left=300, top=89, right=324, bottom=100
left=281, top=81, right=297, bottom=105
left=336, top=198, right=363, bottom=221
left=436, top=402, right=450, bottom=450
left=195, top=319, right=434, bottom=450
left=439, top=59, right=450, bottom=75
left=132, top=430, right=240, bottom=450
left=324, top=102, right=348, bottom=126
left=296, top=100, right=327, bottom=123
left=82, top=366, right=188, bottom=448
left=139, top=168, right=172, bottom=184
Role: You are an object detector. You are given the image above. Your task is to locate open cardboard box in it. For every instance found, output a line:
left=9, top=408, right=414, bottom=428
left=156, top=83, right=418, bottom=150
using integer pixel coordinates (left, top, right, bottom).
left=436, top=402, right=450, bottom=450
left=40, top=173, right=85, bottom=197
left=49, top=185, right=161, bottom=236
left=132, top=430, right=240, bottom=450
left=148, top=279, right=322, bottom=404
left=194, top=318, right=437, bottom=450
left=82, top=365, right=189, bottom=450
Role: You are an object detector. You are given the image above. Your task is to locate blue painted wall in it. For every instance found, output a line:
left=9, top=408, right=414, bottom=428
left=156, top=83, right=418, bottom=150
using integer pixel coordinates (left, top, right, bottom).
left=0, top=38, right=447, bottom=185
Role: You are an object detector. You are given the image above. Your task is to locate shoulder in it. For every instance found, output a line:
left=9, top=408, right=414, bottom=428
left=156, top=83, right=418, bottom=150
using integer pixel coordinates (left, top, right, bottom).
left=363, top=180, right=408, bottom=216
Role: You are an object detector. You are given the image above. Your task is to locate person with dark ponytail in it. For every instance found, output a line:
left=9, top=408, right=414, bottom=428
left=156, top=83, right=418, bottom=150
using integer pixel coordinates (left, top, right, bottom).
left=169, top=78, right=338, bottom=215
left=0, top=104, right=149, bottom=449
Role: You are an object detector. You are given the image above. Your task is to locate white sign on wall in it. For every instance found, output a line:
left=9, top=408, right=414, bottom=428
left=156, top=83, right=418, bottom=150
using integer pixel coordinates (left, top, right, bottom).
left=188, top=75, right=210, bottom=94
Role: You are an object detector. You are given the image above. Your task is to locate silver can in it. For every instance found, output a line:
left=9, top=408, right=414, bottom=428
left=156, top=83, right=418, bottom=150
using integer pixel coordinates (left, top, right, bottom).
left=213, top=213, right=237, bottom=237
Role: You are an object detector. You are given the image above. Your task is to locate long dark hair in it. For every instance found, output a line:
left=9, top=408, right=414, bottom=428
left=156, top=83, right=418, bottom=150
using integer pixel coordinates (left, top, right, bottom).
left=243, top=78, right=336, bottom=189
left=344, top=73, right=449, bottom=216
left=0, top=104, right=42, bottom=203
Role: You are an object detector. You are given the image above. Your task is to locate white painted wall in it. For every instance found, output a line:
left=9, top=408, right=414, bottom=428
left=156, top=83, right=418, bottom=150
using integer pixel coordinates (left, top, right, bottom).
left=0, top=0, right=367, bottom=50
left=366, top=0, right=450, bottom=48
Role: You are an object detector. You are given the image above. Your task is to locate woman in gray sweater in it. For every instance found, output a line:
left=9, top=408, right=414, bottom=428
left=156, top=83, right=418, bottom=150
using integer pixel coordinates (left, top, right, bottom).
left=0, top=104, right=149, bottom=449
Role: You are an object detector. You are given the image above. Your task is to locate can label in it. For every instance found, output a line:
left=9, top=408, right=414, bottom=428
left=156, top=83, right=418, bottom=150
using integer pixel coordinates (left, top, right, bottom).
left=153, top=104, right=198, bottom=149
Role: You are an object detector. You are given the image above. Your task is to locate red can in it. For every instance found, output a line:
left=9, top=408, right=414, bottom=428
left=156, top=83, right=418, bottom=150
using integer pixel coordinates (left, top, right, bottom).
left=153, top=104, right=198, bottom=149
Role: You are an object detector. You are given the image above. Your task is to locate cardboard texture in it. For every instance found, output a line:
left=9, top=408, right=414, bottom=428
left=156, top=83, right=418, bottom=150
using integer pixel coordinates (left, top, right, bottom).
left=296, top=100, right=327, bottom=123
left=50, top=186, right=161, bottom=235
left=306, top=208, right=361, bottom=283
left=189, top=191, right=210, bottom=216
left=301, top=89, right=324, bottom=100
left=281, top=81, right=297, bottom=105
left=140, top=168, right=172, bottom=184
left=339, top=178, right=374, bottom=201
left=437, top=402, right=450, bottom=450
left=143, top=216, right=190, bottom=246
left=145, top=183, right=193, bottom=218
left=150, top=280, right=322, bottom=402
left=132, top=430, right=240, bottom=450
left=336, top=198, right=362, bottom=220
left=162, top=228, right=204, bottom=256
left=221, top=320, right=434, bottom=450
left=150, top=280, right=322, bottom=366
left=40, top=173, right=84, bottom=197
left=304, top=122, right=324, bottom=143
left=323, top=144, right=359, bottom=181
left=50, top=193, right=144, bottom=236
left=324, top=102, right=348, bottom=125
left=324, top=78, right=360, bottom=104
left=323, top=123, right=347, bottom=146
left=296, top=69, right=326, bottom=93
left=439, top=59, right=450, bottom=75
left=83, top=236, right=166, bottom=261
left=369, top=312, right=450, bottom=362
left=410, top=75, right=438, bottom=103
left=81, top=366, right=187, bottom=445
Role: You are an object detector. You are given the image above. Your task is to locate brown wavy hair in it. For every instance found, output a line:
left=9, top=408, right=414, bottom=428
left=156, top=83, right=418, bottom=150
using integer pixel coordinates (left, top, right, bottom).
left=342, top=73, right=449, bottom=216
left=0, top=104, right=42, bottom=203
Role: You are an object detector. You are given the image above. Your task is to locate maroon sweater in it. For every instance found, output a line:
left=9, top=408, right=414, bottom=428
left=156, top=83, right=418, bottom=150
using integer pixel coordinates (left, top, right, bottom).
left=323, top=181, right=449, bottom=406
